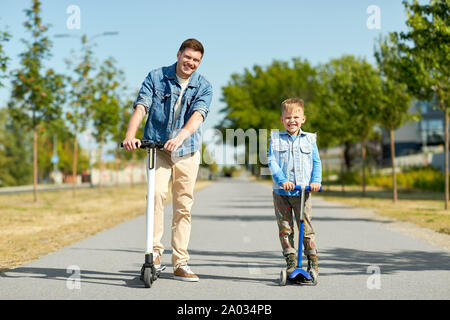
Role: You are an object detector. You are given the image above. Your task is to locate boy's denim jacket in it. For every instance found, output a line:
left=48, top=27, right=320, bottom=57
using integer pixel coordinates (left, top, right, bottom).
left=133, top=62, right=213, bottom=157
left=268, top=129, right=322, bottom=196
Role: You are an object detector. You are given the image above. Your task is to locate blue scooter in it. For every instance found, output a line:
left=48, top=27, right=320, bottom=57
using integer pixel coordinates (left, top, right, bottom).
left=279, top=185, right=321, bottom=286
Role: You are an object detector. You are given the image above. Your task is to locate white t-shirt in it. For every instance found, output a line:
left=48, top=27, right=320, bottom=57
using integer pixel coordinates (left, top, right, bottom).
left=174, top=75, right=190, bottom=122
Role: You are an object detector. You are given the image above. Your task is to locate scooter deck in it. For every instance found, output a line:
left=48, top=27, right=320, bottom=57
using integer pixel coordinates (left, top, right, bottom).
left=289, top=268, right=312, bottom=281
left=288, top=268, right=317, bottom=286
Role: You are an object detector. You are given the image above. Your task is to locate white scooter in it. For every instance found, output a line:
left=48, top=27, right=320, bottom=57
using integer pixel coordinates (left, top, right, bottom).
left=121, top=140, right=166, bottom=288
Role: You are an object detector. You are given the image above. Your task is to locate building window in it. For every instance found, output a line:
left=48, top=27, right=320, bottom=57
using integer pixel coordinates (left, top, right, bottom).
left=421, top=119, right=444, bottom=145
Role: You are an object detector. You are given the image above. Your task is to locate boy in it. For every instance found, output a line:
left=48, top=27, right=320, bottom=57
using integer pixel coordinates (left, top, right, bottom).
left=268, top=98, right=322, bottom=282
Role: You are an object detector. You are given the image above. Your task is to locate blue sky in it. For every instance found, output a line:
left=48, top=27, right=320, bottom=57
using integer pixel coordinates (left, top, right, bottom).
left=0, top=0, right=412, bottom=156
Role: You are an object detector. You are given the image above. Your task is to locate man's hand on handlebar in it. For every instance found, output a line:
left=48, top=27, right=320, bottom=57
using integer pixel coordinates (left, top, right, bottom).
left=164, top=129, right=189, bottom=152
left=122, top=137, right=141, bottom=151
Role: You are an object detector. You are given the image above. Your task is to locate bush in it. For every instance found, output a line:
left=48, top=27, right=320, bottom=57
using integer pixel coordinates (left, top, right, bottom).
left=339, top=170, right=361, bottom=185
left=370, top=167, right=444, bottom=192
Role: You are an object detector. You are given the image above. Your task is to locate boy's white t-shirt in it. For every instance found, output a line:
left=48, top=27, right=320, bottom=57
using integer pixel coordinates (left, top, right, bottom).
left=174, top=75, right=190, bottom=123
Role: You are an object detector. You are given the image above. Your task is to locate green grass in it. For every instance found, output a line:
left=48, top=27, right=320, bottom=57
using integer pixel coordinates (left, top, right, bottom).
left=317, top=185, right=450, bottom=235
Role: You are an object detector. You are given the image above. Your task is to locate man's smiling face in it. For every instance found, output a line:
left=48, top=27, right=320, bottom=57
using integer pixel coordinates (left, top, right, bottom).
left=176, top=47, right=202, bottom=79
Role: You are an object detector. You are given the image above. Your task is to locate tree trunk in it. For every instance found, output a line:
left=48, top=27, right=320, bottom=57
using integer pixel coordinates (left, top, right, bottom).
left=390, top=129, right=397, bottom=203
left=98, top=140, right=103, bottom=190
left=115, top=153, right=120, bottom=188
left=445, top=108, right=449, bottom=210
left=33, top=126, right=38, bottom=202
left=340, top=145, right=345, bottom=193
left=361, top=140, right=366, bottom=197
left=131, top=151, right=135, bottom=188
left=324, top=148, right=329, bottom=191
left=72, top=133, right=78, bottom=198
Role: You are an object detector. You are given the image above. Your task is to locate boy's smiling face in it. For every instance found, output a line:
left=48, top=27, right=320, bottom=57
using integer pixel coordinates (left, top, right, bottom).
left=281, top=108, right=306, bottom=136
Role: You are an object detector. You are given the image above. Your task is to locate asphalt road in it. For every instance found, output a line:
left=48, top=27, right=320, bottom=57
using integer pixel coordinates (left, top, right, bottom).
left=1, top=178, right=449, bottom=300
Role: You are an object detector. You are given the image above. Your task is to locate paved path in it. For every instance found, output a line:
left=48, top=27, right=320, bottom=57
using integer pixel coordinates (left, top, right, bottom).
left=1, top=178, right=449, bottom=300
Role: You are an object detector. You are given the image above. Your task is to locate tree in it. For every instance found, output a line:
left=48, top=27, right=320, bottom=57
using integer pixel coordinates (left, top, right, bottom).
left=65, top=35, right=96, bottom=197
left=323, top=56, right=382, bottom=196
left=36, top=119, right=89, bottom=183
left=375, top=36, right=414, bottom=203
left=219, top=58, right=319, bottom=174
left=307, top=65, right=343, bottom=190
left=0, top=108, right=33, bottom=187
left=385, top=0, right=449, bottom=208
left=114, top=96, right=146, bottom=187
left=220, top=58, right=318, bottom=131
left=0, top=25, right=11, bottom=87
left=8, top=0, right=65, bottom=201
left=91, top=57, right=124, bottom=189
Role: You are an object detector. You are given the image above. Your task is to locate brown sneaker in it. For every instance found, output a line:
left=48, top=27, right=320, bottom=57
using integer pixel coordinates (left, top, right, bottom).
left=173, top=264, right=199, bottom=282
left=152, top=252, right=166, bottom=273
left=154, top=253, right=161, bottom=269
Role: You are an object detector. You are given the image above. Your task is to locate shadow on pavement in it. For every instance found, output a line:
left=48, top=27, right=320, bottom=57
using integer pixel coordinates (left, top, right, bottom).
left=319, top=247, right=450, bottom=276
left=0, top=266, right=144, bottom=288
left=195, top=214, right=392, bottom=224
left=3, top=248, right=448, bottom=288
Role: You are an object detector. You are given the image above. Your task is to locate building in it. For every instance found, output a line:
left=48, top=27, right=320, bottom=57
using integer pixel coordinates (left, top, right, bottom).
left=381, top=100, right=444, bottom=165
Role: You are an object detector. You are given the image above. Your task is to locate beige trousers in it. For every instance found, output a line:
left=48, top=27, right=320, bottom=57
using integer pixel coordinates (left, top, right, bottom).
left=152, top=149, right=200, bottom=270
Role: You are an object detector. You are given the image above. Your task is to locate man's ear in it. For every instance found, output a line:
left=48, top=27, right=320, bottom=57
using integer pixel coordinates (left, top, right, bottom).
left=177, top=50, right=181, bottom=59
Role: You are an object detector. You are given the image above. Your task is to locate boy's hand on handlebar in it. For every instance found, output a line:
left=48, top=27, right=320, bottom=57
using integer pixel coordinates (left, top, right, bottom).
left=282, top=181, right=295, bottom=192
left=310, top=183, right=321, bottom=192
left=122, top=137, right=141, bottom=150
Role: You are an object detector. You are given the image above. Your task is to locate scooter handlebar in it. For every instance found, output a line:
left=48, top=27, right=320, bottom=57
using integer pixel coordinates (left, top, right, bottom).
left=120, top=140, right=164, bottom=149
left=294, top=185, right=323, bottom=192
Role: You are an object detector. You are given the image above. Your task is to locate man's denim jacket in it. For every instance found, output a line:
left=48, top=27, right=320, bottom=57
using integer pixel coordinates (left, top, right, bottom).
left=133, top=62, right=213, bottom=157
left=268, top=129, right=322, bottom=196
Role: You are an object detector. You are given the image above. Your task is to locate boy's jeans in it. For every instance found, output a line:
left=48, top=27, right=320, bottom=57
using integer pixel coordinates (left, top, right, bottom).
left=272, top=192, right=318, bottom=257
left=153, top=149, right=200, bottom=270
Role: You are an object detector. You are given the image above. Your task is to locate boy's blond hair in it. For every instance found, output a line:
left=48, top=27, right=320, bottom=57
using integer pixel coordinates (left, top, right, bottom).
left=281, top=98, right=304, bottom=115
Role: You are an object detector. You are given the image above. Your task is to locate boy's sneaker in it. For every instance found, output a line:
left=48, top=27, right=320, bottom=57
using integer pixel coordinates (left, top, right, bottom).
left=174, top=264, right=199, bottom=282
left=285, top=253, right=297, bottom=275
left=307, top=255, right=319, bottom=283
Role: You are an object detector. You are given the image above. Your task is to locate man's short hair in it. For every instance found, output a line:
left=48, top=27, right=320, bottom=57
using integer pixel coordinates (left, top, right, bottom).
left=179, top=38, right=204, bottom=57
left=281, top=98, right=304, bottom=114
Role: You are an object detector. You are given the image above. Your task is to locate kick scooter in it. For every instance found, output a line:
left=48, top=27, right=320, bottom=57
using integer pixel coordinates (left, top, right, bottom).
left=121, top=140, right=166, bottom=288
left=279, top=185, right=322, bottom=286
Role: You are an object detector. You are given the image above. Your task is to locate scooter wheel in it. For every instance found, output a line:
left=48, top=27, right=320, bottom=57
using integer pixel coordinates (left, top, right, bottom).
left=143, top=267, right=153, bottom=288
left=279, top=269, right=287, bottom=286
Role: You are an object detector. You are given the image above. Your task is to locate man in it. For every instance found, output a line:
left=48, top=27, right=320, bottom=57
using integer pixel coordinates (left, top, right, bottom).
left=122, top=39, right=212, bottom=282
